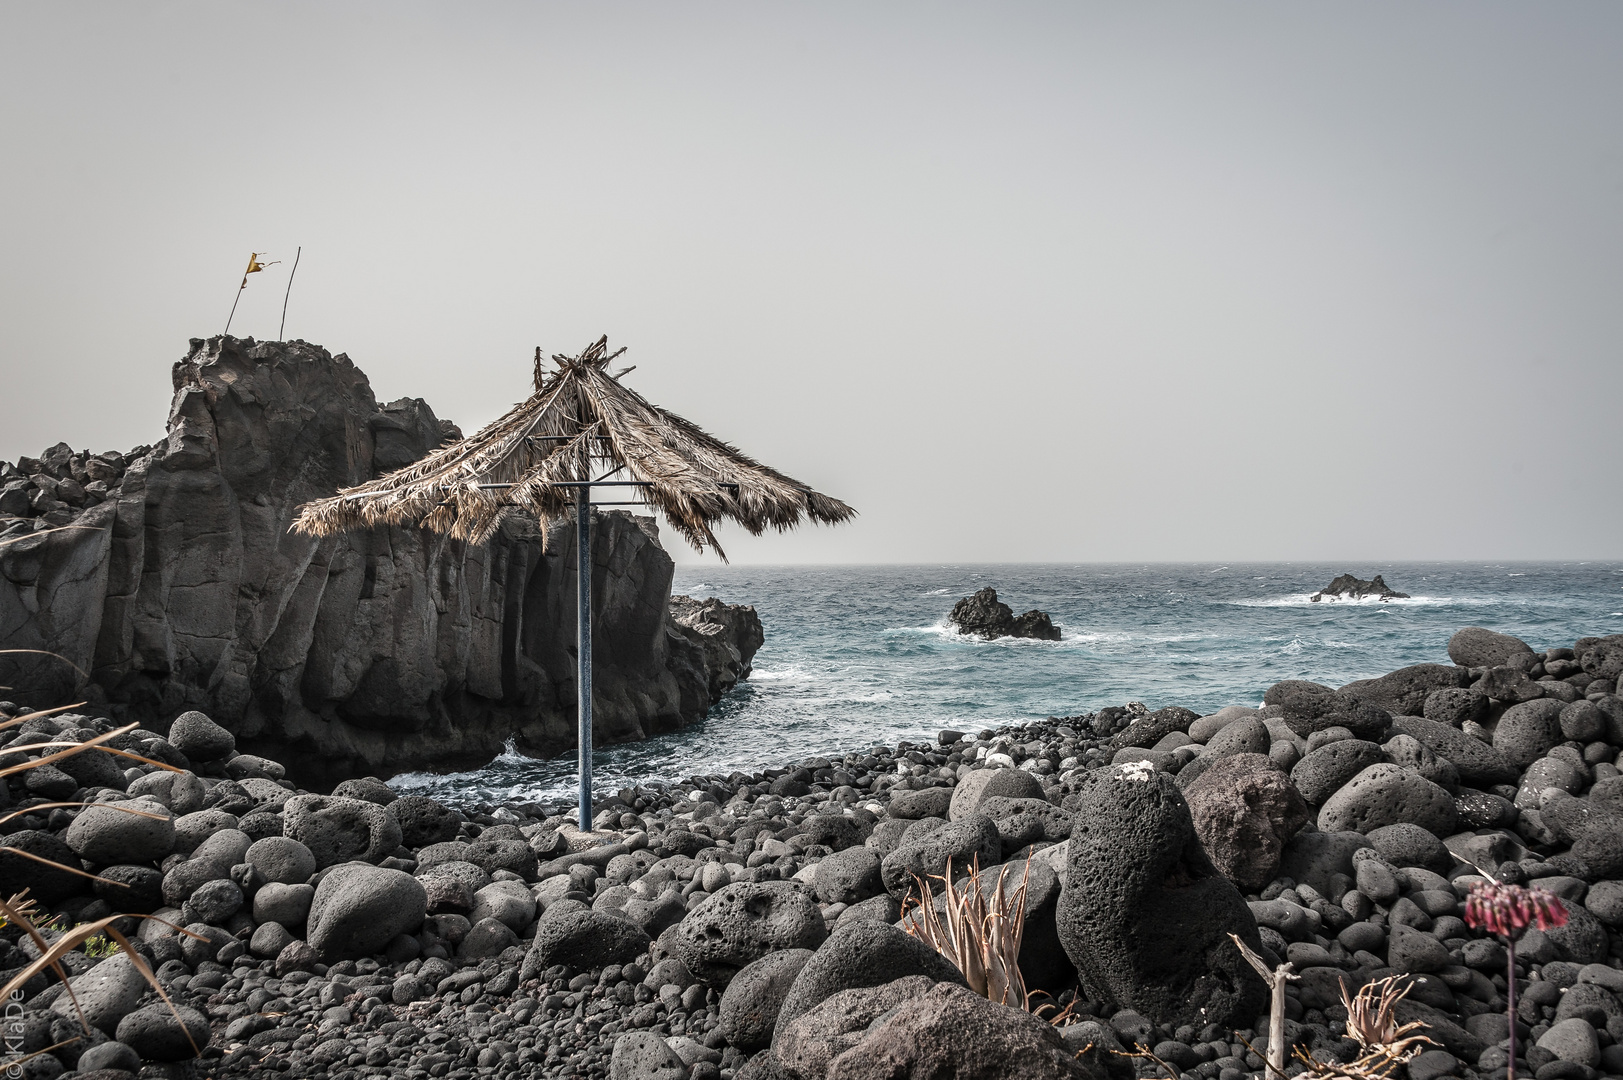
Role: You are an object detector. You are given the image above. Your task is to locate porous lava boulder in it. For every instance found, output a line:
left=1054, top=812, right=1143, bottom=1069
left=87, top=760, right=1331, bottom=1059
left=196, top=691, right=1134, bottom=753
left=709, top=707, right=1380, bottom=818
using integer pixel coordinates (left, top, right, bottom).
left=1055, top=764, right=1266, bottom=1028
left=1392, top=717, right=1518, bottom=787
left=817, top=981, right=1100, bottom=1080
left=522, top=900, right=651, bottom=977
left=717, top=948, right=815, bottom=1053
left=1447, top=627, right=1536, bottom=668
left=1492, top=700, right=1566, bottom=770
left=948, top=587, right=1060, bottom=641
left=1315, top=764, right=1457, bottom=837
left=1340, top=664, right=1468, bottom=717
left=166, top=710, right=236, bottom=762
left=1290, top=740, right=1389, bottom=805
left=0, top=829, right=86, bottom=903
left=65, top=800, right=176, bottom=865
left=1264, top=681, right=1391, bottom=741
left=879, top=814, right=1001, bottom=899
left=773, top=919, right=967, bottom=1038
left=282, top=794, right=403, bottom=868
left=948, top=768, right=1045, bottom=820
left=666, top=882, right=827, bottom=987
left=306, top=863, right=427, bottom=960
left=776, top=976, right=938, bottom=1080
left=1184, top=753, right=1308, bottom=892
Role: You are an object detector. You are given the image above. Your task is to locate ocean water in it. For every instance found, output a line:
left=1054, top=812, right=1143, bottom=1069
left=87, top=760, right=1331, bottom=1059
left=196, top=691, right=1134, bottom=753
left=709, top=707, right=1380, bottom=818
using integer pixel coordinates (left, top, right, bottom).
left=393, top=562, right=1623, bottom=808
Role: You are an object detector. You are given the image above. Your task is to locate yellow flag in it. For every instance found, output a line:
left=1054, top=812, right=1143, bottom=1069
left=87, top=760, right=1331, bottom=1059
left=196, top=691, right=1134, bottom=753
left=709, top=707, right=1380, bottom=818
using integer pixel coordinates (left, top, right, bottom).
left=245, top=252, right=279, bottom=275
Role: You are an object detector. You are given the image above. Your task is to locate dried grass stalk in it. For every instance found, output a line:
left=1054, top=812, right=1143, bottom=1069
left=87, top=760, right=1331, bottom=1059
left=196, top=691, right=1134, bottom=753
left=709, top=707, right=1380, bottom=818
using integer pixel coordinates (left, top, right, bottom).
left=902, top=856, right=1030, bottom=1008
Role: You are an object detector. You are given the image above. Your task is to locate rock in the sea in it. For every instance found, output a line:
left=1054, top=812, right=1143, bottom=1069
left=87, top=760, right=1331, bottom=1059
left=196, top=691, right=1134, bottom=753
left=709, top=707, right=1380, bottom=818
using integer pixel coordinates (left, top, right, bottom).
left=306, top=863, right=427, bottom=960
left=1310, top=573, right=1409, bottom=602
left=1056, top=765, right=1265, bottom=1028
left=1184, top=753, right=1308, bottom=892
left=666, top=882, right=826, bottom=987
left=948, top=587, right=1060, bottom=641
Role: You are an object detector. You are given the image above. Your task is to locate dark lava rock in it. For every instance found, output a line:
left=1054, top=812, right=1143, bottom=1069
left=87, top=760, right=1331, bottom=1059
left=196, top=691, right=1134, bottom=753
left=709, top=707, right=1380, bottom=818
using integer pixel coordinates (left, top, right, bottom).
left=1341, top=663, right=1467, bottom=717
left=1423, top=687, right=1488, bottom=727
left=166, top=710, right=236, bottom=762
left=65, top=801, right=176, bottom=865
left=812, top=847, right=884, bottom=905
left=978, top=796, right=1074, bottom=849
left=523, top=901, right=650, bottom=976
left=900, top=856, right=1073, bottom=995
left=1316, top=764, right=1457, bottom=836
left=811, top=981, right=1098, bottom=1080
left=1056, top=765, right=1266, bottom=1028
left=1310, top=573, right=1409, bottom=602
left=1290, top=739, right=1389, bottom=805
left=887, top=787, right=954, bottom=820
left=1393, top=717, right=1519, bottom=787
left=948, top=769, right=1045, bottom=820
left=666, top=882, right=826, bottom=987
left=609, top=1032, right=686, bottom=1080
left=1264, top=681, right=1391, bottom=741
left=115, top=1004, right=211, bottom=1061
left=1108, top=706, right=1200, bottom=750
left=283, top=793, right=403, bottom=869
left=1184, top=753, right=1308, bottom=892
left=306, top=863, right=428, bottom=960
left=772, top=919, right=967, bottom=1038
left=948, top=587, right=1061, bottom=641
left=0, top=829, right=84, bottom=903
left=92, top=864, right=164, bottom=913
left=880, top=814, right=1001, bottom=898
left=1492, top=700, right=1566, bottom=770
left=717, top=948, right=815, bottom=1053
left=1448, top=627, right=1536, bottom=669
left=776, top=976, right=937, bottom=1080
left=1367, top=822, right=1452, bottom=874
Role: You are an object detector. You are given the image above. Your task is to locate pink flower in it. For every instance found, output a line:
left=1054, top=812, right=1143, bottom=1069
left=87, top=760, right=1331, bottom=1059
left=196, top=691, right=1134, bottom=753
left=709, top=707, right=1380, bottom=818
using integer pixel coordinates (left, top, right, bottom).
left=1463, top=881, right=1569, bottom=938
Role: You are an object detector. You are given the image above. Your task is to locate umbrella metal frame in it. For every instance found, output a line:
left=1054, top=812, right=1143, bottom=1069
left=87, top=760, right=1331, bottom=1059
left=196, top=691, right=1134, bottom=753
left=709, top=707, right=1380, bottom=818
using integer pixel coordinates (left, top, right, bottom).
left=477, top=477, right=738, bottom=830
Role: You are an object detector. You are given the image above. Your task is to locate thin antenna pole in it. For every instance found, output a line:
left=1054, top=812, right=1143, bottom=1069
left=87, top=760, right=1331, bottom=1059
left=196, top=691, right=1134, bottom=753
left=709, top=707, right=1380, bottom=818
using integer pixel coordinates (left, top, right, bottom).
left=278, top=246, right=302, bottom=341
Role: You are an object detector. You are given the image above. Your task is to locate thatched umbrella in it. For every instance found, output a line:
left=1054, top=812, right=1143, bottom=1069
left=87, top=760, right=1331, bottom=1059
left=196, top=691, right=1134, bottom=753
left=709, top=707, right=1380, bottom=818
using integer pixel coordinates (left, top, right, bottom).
left=292, top=337, right=853, bottom=825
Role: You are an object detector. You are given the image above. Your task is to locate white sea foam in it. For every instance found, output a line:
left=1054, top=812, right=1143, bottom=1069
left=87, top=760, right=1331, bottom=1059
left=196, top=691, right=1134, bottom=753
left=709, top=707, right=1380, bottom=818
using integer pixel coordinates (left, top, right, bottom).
left=750, top=664, right=817, bottom=682
left=1230, top=593, right=1495, bottom=608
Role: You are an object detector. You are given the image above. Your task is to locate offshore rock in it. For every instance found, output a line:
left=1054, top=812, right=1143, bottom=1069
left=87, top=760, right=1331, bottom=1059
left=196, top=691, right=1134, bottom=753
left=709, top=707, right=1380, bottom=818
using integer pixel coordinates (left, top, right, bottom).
left=1310, top=573, right=1409, bottom=602
left=0, top=336, right=761, bottom=786
left=948, top=587, right=1061, bottom=641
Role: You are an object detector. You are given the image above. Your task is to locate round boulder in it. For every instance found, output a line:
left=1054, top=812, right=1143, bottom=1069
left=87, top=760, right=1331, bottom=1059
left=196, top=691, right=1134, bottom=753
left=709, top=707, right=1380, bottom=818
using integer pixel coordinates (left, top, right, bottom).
left=812, top=846, right=883, bottom=905
left=1447, top=627, right=1535, bottom=668
left=772, top=918, right=968, bottom=1038
left=1315, top=764, right=1457, bottom=837
left=115, top=1004, right=211, bottom=1061
left=1493, top=699, right=1566, bottom=770
left=245, top=836, right=317, bottom=885
left=0, top=829, right=84, bottom=904
left=947, top=768, right=1044, bottom=821
left=66, top=800, right=175, bottom=865
left=388, top=796, right=462, bottom=848
left=522, top=901, right=650, bottom=977
left=283, top=794, right=402, bottom=869
left=667, top=881, right=827, bottom=987
left=331, top=776, right=395, bottom=805
left=306, top=863, right=427, bottom=960
left=166, top=711, right=236, bottom=762
left=1264, top=681, right=1391, bottom=741
left=1366, top=823, right=1452, bottom=874
left=1184, top=753, right=1308, bottom=893
left=717, top=948, right=814, bottom=1053
left=1290, top=740, right=1389, bottom=806
left=879, top=814, right=1002, bottom=899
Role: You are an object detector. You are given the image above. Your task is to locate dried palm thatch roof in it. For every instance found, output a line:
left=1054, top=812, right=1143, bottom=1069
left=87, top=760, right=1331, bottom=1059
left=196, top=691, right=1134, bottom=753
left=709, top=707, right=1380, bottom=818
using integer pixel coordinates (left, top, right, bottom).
left=291, top=337, right=854, bottom=558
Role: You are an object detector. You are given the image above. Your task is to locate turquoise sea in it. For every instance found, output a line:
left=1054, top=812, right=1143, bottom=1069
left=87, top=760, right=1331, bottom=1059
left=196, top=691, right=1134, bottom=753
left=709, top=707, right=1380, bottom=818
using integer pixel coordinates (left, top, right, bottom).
left=393, top=562, right=1623, bottom=808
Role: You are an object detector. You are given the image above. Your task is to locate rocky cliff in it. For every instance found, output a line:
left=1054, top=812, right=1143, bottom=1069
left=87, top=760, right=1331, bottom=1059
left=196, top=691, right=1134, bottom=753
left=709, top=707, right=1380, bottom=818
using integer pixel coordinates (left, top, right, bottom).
left=0, top=336, right=760, bottom=786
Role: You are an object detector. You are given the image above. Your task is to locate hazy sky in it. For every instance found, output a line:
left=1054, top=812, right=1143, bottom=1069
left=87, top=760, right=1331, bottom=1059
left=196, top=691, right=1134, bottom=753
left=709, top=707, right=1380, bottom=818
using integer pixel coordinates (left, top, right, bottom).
left=4, top=3, right=1620, bottom=564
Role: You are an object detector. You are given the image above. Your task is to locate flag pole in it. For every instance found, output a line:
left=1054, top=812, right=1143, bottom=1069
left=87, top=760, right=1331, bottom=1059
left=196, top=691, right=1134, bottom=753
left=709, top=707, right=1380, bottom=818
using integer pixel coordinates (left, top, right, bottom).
left=278, top=246, right=302, bottom=341
left=224, top=272, right=249, bottom=336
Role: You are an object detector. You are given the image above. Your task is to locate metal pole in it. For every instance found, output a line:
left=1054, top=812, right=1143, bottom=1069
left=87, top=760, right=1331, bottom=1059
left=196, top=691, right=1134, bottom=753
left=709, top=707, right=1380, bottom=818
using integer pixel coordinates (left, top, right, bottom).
left=576, top=486, right=593, bottom=831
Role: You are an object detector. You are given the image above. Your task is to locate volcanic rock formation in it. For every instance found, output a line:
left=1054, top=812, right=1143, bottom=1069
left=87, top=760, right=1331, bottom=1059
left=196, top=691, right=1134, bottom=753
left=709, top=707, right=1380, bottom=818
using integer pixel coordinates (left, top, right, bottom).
left=0, top=337, right=760, bottom=786
left=1310, top=573, right=1410, bottom=602
left=948, top=587, right=1060, bottom=641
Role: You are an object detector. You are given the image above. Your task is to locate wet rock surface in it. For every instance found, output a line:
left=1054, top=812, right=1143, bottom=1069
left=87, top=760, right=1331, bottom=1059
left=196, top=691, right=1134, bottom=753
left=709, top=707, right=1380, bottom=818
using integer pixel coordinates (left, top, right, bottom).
left=947, top=587, right=1061, bottom=641
left=1, top=623, right=1622, bottom=1080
